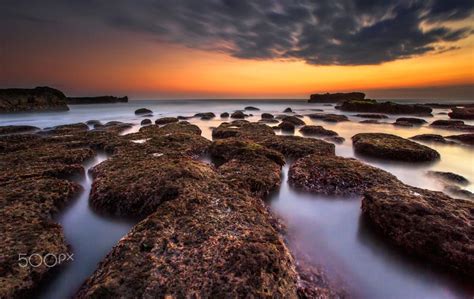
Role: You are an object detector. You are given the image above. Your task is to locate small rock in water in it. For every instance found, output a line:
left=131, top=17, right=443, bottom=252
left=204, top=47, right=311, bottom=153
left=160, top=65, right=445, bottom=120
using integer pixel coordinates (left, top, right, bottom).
left=283, top=107, right=293, bottom=113
left=426, top=171, right=469, bottom=185
left=220, top=112, right=229, bottom=118
left=141, top=119, right=152, bottom=125
left=155, top=117, right=179, bottom=125
left=278, top=121, right=295, bottom=132
left=135, top=108, right=152, bottom=115
left=244, top=106, right=260, bottom=111
left=231, top=111, right=247, bottom=119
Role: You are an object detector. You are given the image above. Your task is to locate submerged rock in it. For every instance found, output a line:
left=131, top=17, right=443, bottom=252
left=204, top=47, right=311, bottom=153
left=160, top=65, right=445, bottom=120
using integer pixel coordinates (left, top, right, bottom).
left=409, top=134, right=454, bottom=144
left=359, top=120, right=382, bottom=124
left=324, top=136, right=345, bottom=144
left=0, top=86, right=69, bottom=113
left=445, top=133, right=474, bottom=146
left=244, top=106, right=260, bottom=111
left=154, top=117, right=179, bottom=125
left=449, top=107, right=474, bottom=120
left=220, top=112, right=229, bottom=118
left=283, top=107, right=293, bottom=113
left=278, top=121, right=295, bottom=132
left=426, top=171, right=469, bottom=185
left=289, top=155, right=399, bottom=195
left=354, top=113, right=388, bottom=119
left=299, top=125, right=338, bottom=137
left=141, top=119, right=152, bottom=126
left=231, top=111, right=248, bottom=119
left=261, top=113, right=274, bottom=119
left=307, top=113, right=349, bottom=122
left=444, top=185, right=474, bottom=200
left=194, top=112, right=216, bottom=120
left=282, top=116, right=305, bottom=126
left=430, top=120, right=474, bottom=132
left=337, top=99, right=432, bottom=115
left=0, top=125, right=40, bottom=135
left=393, top=117, right=427, bottom=127
left=352, top=133, right=440, bottom=162
left=362, top=184, right=474, bottom=277
left=135, top=108, right=152, bottom=115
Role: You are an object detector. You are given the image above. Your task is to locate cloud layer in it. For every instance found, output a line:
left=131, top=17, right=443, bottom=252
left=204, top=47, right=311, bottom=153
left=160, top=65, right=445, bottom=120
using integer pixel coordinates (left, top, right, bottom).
left=2, top=0, right=473, bottom=65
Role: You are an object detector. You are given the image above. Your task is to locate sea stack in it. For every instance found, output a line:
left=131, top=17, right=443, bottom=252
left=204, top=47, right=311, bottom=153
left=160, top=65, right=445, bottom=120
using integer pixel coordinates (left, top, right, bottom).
left=0, top=86, right=69, bottom=112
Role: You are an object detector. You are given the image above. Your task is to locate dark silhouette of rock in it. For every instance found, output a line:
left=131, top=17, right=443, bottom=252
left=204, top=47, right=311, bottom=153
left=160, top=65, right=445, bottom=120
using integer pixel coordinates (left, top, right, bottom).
left=289, top=155, right=399, bottom=195
left=141, top=119, right=152, bottom=126
left=278, top=121, right=295, bottom=132
left=231, top=111, right=247, bottom=119
left=325, top=136, right=345, bottom=144
left=359, top=120, right=382, bottom=124
left=430, top=120, right=474, bottom=132
left=426, top=171, right=469, bottom=185
left=135, top=108, right=152, bottom=115
left=444, top=185, right=474, bottom=200
left=155, top=117, right=179, bottom=125
left=86, top=120, right=101, bottom=126
left=337, top=99, right=432, bottom=115
left=394, top=117, right=427, bottom=127
left=352, top=133, right=440, bottom=162
left=448, top=107, right=474, bottom=120
left=259, top=118, right=279, bottom=124
left=308, top=92, right=365, bottom=103
left=0, top=86, right=69, bottom=113
left=299, top=125, right=338, bottom=137
left=354, top=114, right=388, bottom=119
left=0, top=125, right=40, bottom=135
left=220, top=112, right=229, bottom=118
left=307, top=113, right=349, bottom=122
left=410, top=134, right=454, bottom=144
left=362, top=184, right=474, bottom=277
left=67, top=96, right=128, bottom=104
left=194, top=112, right=216, bottom=120
left=445, top=133, right=474, bottom=146
left=282, top=116, right=305, bottom=126
left=283, top=107, right=293, bottom=113
left=261, top=113, right=274, bottom=119
left=244, top=106, right=260, bottom=111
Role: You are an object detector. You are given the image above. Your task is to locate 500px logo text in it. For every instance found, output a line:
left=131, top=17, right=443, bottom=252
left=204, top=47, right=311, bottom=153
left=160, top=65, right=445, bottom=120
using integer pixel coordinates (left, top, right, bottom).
left=18, top=253, right=74, bottom=268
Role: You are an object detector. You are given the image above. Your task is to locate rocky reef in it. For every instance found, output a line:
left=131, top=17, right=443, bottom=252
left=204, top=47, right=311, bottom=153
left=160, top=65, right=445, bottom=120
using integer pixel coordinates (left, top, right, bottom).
left=352, top=133, right=440, bottom=162
left=337, top=99, right=432, bottom=115
left=449, top=107, right=474, bottom=120
left=66, top=96, right=128, bottom=104
left=0, top=87, right=69, bottom=113
left=309, top=92, right=365, bottom=103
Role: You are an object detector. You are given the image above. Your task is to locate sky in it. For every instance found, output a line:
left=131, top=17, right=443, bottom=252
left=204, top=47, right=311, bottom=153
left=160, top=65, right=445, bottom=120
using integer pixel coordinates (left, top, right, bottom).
left=1, top=0, right=473, bottom=100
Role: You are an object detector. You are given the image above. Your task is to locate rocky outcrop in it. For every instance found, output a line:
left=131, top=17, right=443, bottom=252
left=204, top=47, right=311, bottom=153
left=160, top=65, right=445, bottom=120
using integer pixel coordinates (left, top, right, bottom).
left=337, top=99, right=432, bottom=115
left=445, top=133, right=474, bottom=146
left=0, top=125, right=40, bottom=135
left=352, top=133, right=440, bottom=162
left=362, top=184, right=474, bottom=277
left=67, top=96, right=128, bottom=104
left=281, top=116, right=305, bottom=126
left=154, top=117, right=179, bottom=125
left=307, top=113, right=349, bottom=122
left=0, top=87, right=69, bottom=113
left=409, top=134, right=455, bottom=144
left=449, top=107, right=474, bottom=120
left=289, top=155, right=399, bottom=195
left=309, top=92, right=365, bottom=103
left=135, top=108, right=152, bottom=115
left=299, top=125, right=337, bottom=137
left=430, top=120, right=474, bottom=132
left=426, top=171, right=469, bottom=185
left=277, top=121, right=296, bottom=132
left=259, top=135, right=335, bottom=159
left=393, top=117, right=427, bottom=127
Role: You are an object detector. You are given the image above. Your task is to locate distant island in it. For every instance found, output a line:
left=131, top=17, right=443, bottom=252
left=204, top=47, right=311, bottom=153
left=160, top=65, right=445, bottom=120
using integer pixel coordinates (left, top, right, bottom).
left=308, top=92, right=365, bottom=103
left=67, top=96, right=128, bottom=104
left=0, top=86, right=129, bottom=113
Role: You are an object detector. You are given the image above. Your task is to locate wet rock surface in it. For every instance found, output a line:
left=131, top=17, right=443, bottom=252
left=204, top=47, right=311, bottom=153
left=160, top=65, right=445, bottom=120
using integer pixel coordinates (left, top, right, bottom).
left=307, top=113, right=349, bottom=122
left=194, top=112, right=216, bottom=120
left=410, top=134, right=455, bottom=144
left=282, top=115, right=306, bottom=126
left=140, top=119, right=152, bottom=126
left=299, top=125, right=338, bottom=137
left=352, top=133, right=440, bottom=162
left=0, top=125, right=40, bottom=135
left=277, top=121, right=296, bottom=132
left=443, top=185, right=474, bottom=200
left=426, top=171, right=469, bottom=185
left=337, top=99, right=432, bottom=115
left=220, top=112, right=229, bottom=118
left=445, top=133, right=474, bottom=146
left=283, top=107, right=293, bottom=113
left=394, top=117, right=427, bottom=127
left=259, top=135, right=335, bottom=159
left=354, top=113, right=388, bottom=119
left=289, top=155, right=399, bottom=196
left=244, top=106, right=260, bottom=111
left=449, top=107, right=474, bottom=120
left=134, top=108, right=152, bottom=115
left=362, top=184, right=474, bottom=277
left=261, top=113, right=274, bottom=119
left=230, top=110, right=248, bottom=119
left=154, top=117, right=179, bottom=125
left=430, top=120, right=474, bottom=132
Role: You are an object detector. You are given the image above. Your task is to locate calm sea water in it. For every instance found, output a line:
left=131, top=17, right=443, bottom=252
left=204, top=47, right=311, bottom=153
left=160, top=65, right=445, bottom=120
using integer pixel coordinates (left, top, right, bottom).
left=2, top=100, right=473, bottom=298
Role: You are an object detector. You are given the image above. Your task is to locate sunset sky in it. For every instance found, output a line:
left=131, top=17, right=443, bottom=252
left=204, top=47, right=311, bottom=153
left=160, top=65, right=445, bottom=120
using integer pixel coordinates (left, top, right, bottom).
left=1, top=1, right=473, bottom=100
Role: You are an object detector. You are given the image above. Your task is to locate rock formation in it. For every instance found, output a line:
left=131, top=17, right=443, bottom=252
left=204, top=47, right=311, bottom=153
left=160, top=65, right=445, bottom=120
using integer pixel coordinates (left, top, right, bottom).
left=0, top=87, right=69, bottom=113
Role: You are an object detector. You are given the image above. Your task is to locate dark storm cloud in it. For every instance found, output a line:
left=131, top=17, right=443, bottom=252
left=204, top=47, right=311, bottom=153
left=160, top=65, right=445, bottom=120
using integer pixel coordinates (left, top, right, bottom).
left=1, top=0, right=473, bottom=65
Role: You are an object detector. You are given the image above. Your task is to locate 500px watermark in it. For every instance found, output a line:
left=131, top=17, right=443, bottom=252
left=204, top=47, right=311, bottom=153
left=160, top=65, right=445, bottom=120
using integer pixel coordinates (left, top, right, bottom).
left=18, top=253, right=74, bottom=268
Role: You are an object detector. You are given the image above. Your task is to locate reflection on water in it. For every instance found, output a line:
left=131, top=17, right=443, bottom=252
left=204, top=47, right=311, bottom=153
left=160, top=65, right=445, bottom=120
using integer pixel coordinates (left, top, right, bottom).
left=38, top=154, right=134, bottom=299
left=270, top=166, right=473, bottom=299
left=2, top=100, right=473, bottom=297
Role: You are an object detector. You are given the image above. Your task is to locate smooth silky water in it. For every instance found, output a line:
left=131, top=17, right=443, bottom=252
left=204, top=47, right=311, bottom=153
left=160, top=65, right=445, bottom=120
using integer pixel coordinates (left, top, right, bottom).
left=2, top=100, right=472, bottom=298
